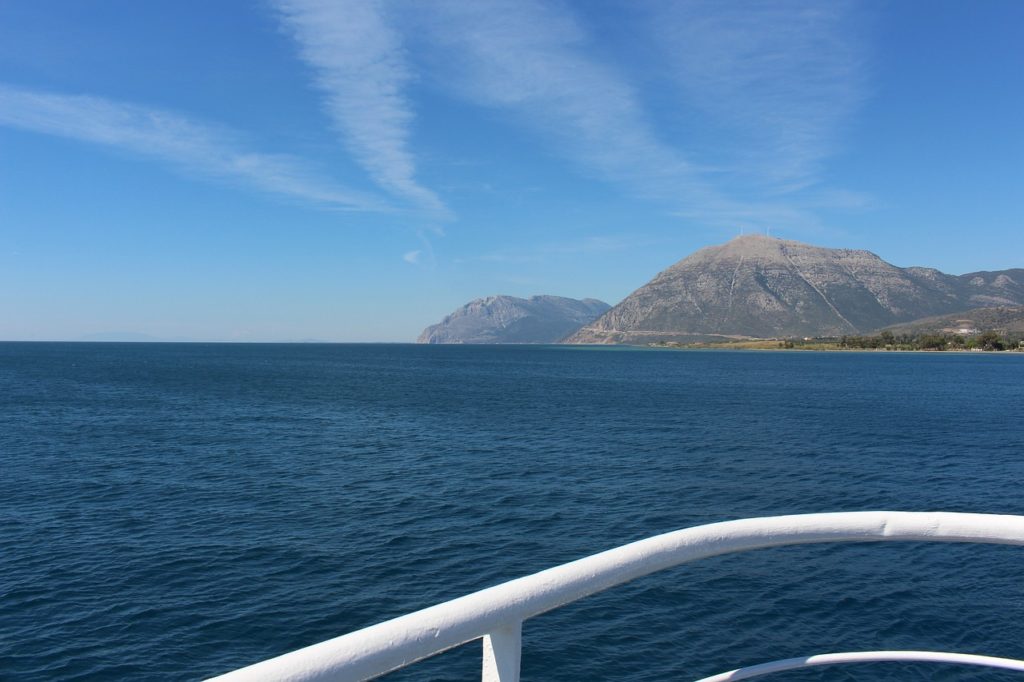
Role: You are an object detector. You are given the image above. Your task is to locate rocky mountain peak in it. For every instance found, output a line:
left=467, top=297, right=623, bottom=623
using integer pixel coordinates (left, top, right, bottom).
left=566, top=237, right=1024, bottom=343
left=418, top=295, right=610, bottom=344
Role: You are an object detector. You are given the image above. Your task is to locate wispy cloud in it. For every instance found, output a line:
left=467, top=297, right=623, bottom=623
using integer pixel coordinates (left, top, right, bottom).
left=648, top=0, right=867, bottom=192
left=402, top=249, right=420, bottom=264
left=0, top=84, right=384, bottom=210
left=406, top=0, right=868, bottom=234
left=412, top=0, right=707, bottom=203
left=407, top=0, right=827, bottom=233
left=273, top=0, right=446, bottom=215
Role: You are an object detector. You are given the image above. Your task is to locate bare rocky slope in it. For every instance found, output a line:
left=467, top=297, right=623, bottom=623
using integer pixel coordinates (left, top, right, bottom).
left=418, top=295, right=610, bottom=344
left=882, top=306, right=1024, bottom=337
left=565, top=235, right=1024, bottom=343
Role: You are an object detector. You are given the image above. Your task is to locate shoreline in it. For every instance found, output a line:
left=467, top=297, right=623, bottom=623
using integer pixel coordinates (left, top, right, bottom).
left=647, top=341, right=1024, bottom=354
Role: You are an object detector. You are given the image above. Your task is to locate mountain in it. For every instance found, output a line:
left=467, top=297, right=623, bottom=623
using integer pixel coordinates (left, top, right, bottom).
left=882, top=306, right=1024, bottom=337
left=78, top=332, right=164, bottom=342
left=566, top=235, right=1024, bottom=343
left=418, top=295, right=610, bottom=344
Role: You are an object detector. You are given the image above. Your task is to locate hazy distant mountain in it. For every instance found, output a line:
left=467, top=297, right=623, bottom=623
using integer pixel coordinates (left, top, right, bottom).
left=566, top=235, right=1024, bottom=343
left=77, top=332, right=165, bottom=342
left=76, top=331, right=205, bottom=342
left=418, top=295, right=610, bottom=344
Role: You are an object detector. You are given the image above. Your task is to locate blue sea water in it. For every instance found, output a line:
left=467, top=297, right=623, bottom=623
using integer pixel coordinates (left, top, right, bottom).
left=1, top=342, right=1023, bottom=681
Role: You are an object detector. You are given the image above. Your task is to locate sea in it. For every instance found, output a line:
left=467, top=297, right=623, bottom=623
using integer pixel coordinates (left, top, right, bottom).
left=2, top=342, right=1023, bottom=681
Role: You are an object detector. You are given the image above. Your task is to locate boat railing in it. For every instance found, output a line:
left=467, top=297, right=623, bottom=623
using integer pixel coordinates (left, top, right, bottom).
left=209, top=511, right=1024, bottom=682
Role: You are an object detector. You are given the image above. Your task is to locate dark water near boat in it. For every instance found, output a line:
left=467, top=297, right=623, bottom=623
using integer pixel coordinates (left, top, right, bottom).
left=2, top=343, right=1023, bottom=681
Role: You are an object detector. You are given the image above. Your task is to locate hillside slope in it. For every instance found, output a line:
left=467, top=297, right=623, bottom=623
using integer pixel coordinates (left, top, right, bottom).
left=881, top=306, right=1024, bottom=336
left=566, top=236, right=1023, bottom=343
left=419, top=295, right=610, bottom=344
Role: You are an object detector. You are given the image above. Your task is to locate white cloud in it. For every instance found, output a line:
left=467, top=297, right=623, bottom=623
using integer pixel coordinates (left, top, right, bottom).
left=273, top=0, right=446, bottom=215
left=411, top=0, right=707, bottom=202
left=402, top=249, right=421, bottom=264
left=406, top=0, right=823, bottom=233
left=0, top=84, right=383, bottom=210
left=405, top=0, right=868, bottom=234
left=648, top=0, right=867, bottom=192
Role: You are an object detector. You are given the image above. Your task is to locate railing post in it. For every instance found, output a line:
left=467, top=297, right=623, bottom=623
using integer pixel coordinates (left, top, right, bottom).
left=482, top=621, right=522, bottom=682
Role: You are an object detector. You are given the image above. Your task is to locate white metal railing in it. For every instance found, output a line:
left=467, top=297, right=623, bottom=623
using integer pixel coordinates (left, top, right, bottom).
left=208, top=511, right=1024, bottom=682
left=693, top=650, right=1024, bottom=681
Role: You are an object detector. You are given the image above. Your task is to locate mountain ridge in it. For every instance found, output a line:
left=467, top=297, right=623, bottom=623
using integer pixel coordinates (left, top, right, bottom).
left=418, top=295, right=610, bottom=344
left=566, top=236, right=1024, bottom=343
left=881, top=305, right=1024, bottom=337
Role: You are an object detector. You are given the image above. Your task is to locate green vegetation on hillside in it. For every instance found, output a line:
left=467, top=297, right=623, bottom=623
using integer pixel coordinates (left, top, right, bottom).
left=654, top=330, right=1023, bottom=352
left=838, top=330, right=1021, bottom=351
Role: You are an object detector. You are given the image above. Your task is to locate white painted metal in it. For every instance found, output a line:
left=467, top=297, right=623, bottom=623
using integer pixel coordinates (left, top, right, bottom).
left=692, top=650, right=1024, bottom=681
left=208, top=511, right=1024, bottom=682
left=481, top=621, right=521, bottom=682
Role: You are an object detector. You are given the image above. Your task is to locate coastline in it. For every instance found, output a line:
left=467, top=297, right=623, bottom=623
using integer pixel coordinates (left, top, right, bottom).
left=647, top=339, right=1024, bottom=353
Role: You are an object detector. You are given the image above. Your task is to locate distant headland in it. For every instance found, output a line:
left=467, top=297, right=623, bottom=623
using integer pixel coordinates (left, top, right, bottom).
left=420, top=236, right=1024, bottom=350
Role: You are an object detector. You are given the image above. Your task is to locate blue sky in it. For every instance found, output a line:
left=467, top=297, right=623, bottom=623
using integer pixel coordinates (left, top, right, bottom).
left=1, top=0, right=1021, bottom=342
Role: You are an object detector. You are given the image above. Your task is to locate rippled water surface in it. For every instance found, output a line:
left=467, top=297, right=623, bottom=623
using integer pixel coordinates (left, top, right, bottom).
left=2, top=343, right=1023, bottom=681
